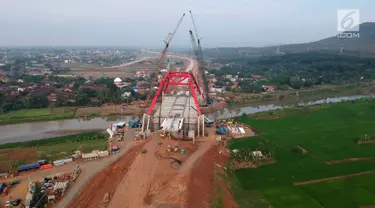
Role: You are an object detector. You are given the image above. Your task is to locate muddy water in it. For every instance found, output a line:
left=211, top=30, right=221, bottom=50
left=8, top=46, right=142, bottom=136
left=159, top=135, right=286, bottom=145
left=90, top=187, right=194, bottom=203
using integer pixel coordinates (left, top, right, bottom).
left=0, top=95, right=373, bottom=144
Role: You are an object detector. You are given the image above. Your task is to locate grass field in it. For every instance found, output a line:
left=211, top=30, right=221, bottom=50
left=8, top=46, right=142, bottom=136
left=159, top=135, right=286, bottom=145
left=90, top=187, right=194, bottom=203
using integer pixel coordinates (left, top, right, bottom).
left=228, top=99, right=375, bottom=207
left=0, top=107, right=77, bottom=125
left=0, top=131, right=107, bottom=172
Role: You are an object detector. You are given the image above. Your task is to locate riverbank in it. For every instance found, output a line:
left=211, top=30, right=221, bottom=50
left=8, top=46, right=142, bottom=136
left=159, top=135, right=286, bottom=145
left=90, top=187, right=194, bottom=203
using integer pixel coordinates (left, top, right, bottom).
left=202, top=84, right=375, bottom=115
left=1, top=84, right=373, bottom=126
left=0, top=103, right=147, bottom=126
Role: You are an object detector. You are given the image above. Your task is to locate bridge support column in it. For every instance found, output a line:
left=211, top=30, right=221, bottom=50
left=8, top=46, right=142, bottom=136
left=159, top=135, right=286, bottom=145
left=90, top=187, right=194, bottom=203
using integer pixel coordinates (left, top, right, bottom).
left=142, top=113, right=146, bottom=135
left=201, top=114, right=205, bottom=137
left=197, top=116, right=200, bottom=139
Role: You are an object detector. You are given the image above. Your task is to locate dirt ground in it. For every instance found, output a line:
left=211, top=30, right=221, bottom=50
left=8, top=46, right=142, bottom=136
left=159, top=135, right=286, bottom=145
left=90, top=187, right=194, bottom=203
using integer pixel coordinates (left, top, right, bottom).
left=0, top=180, right=28, bottom=205
left=325, top=157, right=374, bottom=165
left=67, top=127, right=233, bottom=208
left=108, top=136, right=200, bottom=208
left=67, top=142, right=145, bottom=208
left=0, top=148, right=38, bottom=173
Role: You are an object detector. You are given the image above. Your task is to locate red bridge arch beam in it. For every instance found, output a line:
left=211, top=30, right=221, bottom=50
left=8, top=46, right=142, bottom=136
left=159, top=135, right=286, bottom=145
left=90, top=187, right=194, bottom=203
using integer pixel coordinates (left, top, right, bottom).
left=147, top=72, right=202, bottom=115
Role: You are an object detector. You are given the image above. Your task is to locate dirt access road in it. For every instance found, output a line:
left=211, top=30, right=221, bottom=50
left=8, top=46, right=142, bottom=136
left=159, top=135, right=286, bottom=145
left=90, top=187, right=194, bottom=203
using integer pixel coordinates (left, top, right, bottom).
left=0, top=128, right=139, bottom=208
left=69, top=131, right=218, bottom=208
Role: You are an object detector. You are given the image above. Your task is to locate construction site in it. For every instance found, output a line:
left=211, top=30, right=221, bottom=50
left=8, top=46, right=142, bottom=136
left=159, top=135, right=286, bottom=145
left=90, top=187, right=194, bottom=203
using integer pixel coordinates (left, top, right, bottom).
left=0, top=11, right=253, bottom=208
left=80, top=10, right=259, bottom=208
left=67, top=11, right=244, bottom=208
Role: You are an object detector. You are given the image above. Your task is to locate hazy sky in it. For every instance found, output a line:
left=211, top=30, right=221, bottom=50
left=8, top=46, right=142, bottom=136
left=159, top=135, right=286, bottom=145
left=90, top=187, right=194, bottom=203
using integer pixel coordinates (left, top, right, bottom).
left=0, top=0, right=374, bottom=48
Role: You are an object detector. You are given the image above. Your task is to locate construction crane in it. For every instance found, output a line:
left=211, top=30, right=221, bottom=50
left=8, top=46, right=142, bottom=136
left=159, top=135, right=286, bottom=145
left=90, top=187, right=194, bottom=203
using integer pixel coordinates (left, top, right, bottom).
left=144, top=13, right=186, bottom=110
left=189, top=10, right=203, bottom=63
left=189, top=10, right=209, bottom=104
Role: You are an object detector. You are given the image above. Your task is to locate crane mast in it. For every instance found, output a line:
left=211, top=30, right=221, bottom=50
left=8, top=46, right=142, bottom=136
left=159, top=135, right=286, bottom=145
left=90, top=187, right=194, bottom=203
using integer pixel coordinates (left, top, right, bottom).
left=189, top=10, right=203, bottom=63
left=189, top=10, right=208, bottom=104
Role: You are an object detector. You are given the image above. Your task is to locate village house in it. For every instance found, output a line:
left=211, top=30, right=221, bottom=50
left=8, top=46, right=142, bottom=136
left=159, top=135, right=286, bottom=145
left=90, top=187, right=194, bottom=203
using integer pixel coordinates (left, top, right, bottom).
left=252, top=74, right=263, bottom=80
left=47, top=93, right=57, bottom=102
left=262, top=85, right=277, bottom=92
left=135, top=70, right=147, bottom=78
left=63, top=88, right=73, bottom=93
left=231, top=82, right=239, bottom=90
left=0, top=76, right=9, bottom=83
left=210, top=85, right=225, bottom=93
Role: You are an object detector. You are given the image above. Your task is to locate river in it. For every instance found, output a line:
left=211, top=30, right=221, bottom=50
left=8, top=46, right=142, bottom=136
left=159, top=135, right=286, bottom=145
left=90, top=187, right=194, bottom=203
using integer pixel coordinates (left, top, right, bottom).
left=0, top=95, right=373, bottom=144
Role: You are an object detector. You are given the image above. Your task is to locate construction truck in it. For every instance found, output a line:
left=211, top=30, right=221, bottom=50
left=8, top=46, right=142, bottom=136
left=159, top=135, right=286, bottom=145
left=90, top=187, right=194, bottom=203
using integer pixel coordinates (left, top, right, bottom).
left=139, top=101, right=146, bottom=108
left=128, top=120, right=142, bottom=128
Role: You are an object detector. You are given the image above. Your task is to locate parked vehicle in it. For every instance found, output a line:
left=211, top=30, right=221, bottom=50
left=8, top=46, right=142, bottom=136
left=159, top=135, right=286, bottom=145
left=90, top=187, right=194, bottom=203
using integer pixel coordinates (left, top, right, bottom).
left=128, top=120, right=141, bottom=128
left=10, top=180, right=20, bottom=185
left=216, top=127, right=227, bottom=135
left=208, top=98, right=214, bottom=105
left=17, top=162, right=40, bottom=172
left=12, top=199, right=22, bottom=206
left=0, top=183, right=6, bottom=192
left=2, top=187, right=8, bottom=196
left=5, top=199, right=21, bottom=207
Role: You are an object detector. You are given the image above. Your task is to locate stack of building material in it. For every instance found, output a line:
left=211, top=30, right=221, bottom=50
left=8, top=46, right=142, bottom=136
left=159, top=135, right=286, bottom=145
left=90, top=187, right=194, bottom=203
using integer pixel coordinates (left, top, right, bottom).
left=82, top=152, right=99, bottom=160
left=98, top=150, right=109, bottom=157
left=53, top=181, right=69, bottom=195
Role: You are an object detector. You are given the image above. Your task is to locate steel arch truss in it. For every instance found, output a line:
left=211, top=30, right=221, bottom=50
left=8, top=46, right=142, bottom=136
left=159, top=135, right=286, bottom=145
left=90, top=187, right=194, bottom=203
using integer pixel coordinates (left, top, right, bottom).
left=147, top=72, right=202, bottom=115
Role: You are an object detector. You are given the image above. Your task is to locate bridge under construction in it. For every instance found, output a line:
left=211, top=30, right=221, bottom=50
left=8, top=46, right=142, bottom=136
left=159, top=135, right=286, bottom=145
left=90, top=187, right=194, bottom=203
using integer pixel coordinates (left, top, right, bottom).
left=139, top=11, right=208, bottom=141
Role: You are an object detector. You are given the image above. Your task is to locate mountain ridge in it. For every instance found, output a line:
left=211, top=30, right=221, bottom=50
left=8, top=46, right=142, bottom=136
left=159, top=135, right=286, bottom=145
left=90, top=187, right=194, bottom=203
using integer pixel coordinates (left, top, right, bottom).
left=205, top=22, right=375, bottom=57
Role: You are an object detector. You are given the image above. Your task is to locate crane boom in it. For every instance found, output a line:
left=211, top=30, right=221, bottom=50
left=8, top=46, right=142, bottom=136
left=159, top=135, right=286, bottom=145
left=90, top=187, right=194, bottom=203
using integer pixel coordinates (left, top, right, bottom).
left=189, top=30, right=199, bottom=60
left=157, top=13, right=185, bottom=70
left=145, top=13, right=186, bottom=106
left=189, top=10, right=203, bottom=62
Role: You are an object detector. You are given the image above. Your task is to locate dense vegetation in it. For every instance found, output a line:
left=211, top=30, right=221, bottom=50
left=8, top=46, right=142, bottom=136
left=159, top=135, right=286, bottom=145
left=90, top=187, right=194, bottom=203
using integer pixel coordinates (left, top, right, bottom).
left=227, top=99, right=375, bottom=207
left=209, top=52, right=375, bottom=93
left=0, top=74, right=147, bottom=114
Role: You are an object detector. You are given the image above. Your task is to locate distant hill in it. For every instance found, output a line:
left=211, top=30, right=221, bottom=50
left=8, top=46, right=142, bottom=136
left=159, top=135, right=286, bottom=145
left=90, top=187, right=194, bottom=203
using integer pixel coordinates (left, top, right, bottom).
left=205, top=22, right=375, bottom=58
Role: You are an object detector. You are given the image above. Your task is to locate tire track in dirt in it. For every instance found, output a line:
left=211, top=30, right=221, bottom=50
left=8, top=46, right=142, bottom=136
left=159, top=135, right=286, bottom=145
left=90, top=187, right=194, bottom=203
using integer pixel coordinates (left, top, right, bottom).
left=294, top=171, right=375, bottom=186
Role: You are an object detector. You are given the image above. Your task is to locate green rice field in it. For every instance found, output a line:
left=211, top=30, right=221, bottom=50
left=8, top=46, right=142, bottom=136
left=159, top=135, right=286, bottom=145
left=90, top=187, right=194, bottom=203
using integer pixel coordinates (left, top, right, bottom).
left=228, top=99, right=375, bottom=208
left=0, top=107, right=77, bottom=125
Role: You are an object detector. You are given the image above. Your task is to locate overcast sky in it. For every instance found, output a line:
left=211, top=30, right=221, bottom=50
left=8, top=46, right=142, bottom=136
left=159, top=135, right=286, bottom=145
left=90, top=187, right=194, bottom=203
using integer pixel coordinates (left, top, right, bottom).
left=0, top=0, right=374, bottom=48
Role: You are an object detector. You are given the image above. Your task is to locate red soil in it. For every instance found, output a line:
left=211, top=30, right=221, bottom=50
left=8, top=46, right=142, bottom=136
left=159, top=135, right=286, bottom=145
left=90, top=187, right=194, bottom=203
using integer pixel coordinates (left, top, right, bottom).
left=68, top=142, right=145, bottom=208
left=186, top=146, right=237, bottom=208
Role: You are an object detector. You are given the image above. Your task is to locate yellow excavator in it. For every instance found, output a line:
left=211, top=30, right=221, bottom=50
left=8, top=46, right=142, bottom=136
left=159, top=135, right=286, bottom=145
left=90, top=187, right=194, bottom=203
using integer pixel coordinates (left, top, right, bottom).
left=160, top=130, right=171, bottom=139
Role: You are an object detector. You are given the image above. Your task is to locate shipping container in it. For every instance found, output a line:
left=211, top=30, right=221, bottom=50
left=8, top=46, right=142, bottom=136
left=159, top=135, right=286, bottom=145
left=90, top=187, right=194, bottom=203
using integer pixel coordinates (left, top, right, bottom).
left=17, top=162, right=40, bottom=172
left=53, top=160, right=65, bottom=166
left=63, top=158, right=73, bottom=163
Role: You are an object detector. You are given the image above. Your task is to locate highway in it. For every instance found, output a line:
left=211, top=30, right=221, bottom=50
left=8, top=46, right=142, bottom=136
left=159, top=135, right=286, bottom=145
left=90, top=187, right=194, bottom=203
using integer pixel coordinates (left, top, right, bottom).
left=100, top=56, right=157, bottom=69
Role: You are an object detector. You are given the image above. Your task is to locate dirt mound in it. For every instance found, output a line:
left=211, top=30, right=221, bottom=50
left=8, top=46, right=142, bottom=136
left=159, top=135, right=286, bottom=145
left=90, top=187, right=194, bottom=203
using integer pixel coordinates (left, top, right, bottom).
left=68, top=142, right=144, bottom=208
